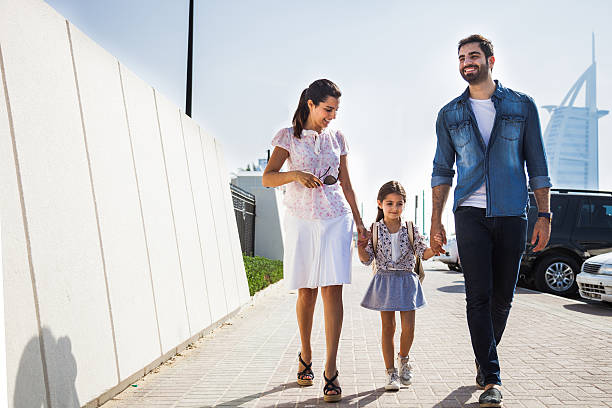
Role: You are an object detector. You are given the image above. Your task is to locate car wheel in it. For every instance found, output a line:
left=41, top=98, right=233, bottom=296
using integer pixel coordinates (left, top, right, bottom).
left=534, top=254, right=579, bottom=296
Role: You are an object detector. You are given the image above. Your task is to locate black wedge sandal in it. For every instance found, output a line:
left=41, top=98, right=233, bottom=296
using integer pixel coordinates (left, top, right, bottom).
left=323, top=370, right=342, bottom=403
left=297, top=352, right=314, bottom=386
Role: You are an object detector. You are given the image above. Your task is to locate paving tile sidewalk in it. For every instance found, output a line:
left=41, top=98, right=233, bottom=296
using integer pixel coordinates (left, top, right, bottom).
left=103, top=257, right=612, bottom=408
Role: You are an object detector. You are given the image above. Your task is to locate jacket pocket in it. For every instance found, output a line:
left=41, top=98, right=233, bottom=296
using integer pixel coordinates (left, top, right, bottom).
left=448, top=120, right=472, bottom=148
left=500, top=115, right=525, bottom=141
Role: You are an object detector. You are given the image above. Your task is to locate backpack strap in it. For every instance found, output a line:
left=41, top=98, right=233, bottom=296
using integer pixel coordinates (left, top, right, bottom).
left=372, top=222, right=378, bottom=252
left=407, top=221, right=426, bottom=283
left=406, top=221, right=414, bottom=247
left=371, top=222, right=379, bottom=273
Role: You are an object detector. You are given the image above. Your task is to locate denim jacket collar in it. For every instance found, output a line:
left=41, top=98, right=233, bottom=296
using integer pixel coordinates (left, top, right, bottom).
left=459, top=80, right=503, bottom=103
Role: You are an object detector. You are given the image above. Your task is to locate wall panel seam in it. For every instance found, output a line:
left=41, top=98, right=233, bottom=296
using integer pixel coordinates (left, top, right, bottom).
left=117, top=62, right=163, bottom=357
left=178, top=114, right=213, bottom=325
left=197, top=127, right=229, bottom=313
left=65, top=21, right=121, bottom=383
left=0, top=42, right=52, bottom=408
left=152, top=89, right=191, bottom=335
left=216, top=141, right=244, bottom=299
left=214, top=139, right=241, bottom=302
left=212, top=138, right=241, bottom=306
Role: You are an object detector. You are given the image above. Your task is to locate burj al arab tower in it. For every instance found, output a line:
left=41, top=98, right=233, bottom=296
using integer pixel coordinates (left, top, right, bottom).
left=542, top=35, right=608, bottom=190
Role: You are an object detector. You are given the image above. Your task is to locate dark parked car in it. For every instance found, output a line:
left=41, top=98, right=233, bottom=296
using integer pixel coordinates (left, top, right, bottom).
left=520, top=189, right=612, bottom=297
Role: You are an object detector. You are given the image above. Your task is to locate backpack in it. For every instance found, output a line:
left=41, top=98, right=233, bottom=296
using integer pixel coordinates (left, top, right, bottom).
left=371, top=221, right=425, bottom=283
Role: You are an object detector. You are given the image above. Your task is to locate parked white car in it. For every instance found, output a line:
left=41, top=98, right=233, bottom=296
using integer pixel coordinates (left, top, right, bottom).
left=577, top=251, right=612, bottom=303
left=432, top=235, right=461, bottom=271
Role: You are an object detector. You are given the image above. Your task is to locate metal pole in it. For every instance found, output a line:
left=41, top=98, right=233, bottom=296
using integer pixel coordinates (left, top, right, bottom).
left=414, top=194, right=418, bottom=224
left=185, top=0, right=194, bottom=117
left=422, top=189, right=425, bottom=233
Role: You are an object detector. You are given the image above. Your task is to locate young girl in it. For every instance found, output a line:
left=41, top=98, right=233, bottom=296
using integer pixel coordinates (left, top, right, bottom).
left=357, top=181, right=437, bottom=391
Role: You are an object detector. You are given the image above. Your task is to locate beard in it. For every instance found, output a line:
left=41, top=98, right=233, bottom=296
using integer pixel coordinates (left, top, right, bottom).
left=460, top=61, right=489, bottom=84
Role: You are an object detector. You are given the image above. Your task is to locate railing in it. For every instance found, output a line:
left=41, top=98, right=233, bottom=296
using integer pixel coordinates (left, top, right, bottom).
left=230, top=184, right=256, bottom=256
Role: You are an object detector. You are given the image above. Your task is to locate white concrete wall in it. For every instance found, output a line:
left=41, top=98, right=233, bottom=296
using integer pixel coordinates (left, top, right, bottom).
left=232, top=173, right=285, bottom=261
left=0, top=0, right=249, bottom=406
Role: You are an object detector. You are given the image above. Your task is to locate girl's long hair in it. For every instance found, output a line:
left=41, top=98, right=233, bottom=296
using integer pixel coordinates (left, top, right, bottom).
left=292, top=79, right=341, bottom=138
left=376, top=181, right=407, bottom=222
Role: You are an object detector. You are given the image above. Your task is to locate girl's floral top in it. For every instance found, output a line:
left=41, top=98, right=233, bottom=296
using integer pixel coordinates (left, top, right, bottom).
left=271, top=127, right=351, bottom=220
left=362, top=220, right=427, bottom=272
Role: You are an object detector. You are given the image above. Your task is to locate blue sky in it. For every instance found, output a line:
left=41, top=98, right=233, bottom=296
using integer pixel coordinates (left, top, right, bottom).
left=45, top=0, right=612, bottom=231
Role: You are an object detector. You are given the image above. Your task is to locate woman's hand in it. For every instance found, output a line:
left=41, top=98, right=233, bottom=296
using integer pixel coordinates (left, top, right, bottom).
left=293, top=171, right=323, bottom=188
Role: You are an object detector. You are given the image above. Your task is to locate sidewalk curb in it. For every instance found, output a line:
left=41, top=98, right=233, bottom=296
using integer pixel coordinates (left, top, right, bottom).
left=88, top=295, right=250, bottom=407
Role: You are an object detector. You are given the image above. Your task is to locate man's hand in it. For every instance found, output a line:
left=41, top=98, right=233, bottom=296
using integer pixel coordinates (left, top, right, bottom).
left=531, top=217, right=550, bottom=252
left=430, top=222, right=447, bottom=255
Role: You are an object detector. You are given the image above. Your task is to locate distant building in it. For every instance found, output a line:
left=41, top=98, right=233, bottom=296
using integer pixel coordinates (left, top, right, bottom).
left=231, top=171, right=285, bottom=261
left=257, top=158, right=268, bottom=171
left=542, top=35, right=609, bottom=190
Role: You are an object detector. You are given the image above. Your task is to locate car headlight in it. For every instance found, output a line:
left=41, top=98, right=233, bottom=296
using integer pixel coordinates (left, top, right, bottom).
left=599, top=264, right=612, bottom=276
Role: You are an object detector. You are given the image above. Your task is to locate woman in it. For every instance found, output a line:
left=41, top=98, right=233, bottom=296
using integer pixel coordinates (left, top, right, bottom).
left=262, top=79, right=366, bottom=402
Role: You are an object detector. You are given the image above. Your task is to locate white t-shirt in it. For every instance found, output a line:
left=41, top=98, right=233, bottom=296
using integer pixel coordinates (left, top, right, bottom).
left=460, top=98, right=496, bottom=208
left=390, top=231, right=401, bottom=263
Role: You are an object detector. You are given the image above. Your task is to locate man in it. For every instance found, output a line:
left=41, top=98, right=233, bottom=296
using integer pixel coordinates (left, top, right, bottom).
left=430, top=34, right=552, bottom=407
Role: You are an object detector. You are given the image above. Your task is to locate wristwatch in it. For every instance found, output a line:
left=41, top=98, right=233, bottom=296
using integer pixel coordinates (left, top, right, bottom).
left=538, top=212, right=553, bottom=222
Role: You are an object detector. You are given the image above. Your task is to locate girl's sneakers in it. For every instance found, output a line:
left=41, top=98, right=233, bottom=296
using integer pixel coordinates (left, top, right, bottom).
left=384, top=368, right=401, bottom=391
left=397, top=354, right=413, bottom=385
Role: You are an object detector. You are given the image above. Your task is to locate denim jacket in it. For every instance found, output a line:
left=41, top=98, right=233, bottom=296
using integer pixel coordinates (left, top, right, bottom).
left=431, top=81, right=552, bottom=217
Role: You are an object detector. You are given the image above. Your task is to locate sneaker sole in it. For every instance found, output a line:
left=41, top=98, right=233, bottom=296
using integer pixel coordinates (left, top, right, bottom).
left=400, top=380, right=412, bottom=386
left=479, top=403, right=502, bottom=407
left=384, top=385, right=400, bottom=391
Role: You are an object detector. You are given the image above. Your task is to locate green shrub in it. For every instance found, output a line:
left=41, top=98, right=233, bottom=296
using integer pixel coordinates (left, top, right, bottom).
left=243, top=255, right=283, bottom=296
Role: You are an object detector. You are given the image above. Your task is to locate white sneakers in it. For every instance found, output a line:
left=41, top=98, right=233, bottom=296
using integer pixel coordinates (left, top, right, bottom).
left=385, top=354, right=414, bottom=391
left=397, top=354, right=413, bottom=385
left=385, top=368, right=401, bottom=391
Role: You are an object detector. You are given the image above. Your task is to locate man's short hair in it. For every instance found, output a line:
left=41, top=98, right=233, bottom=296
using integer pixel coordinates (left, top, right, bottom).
left=458, top=34, right=494, bottom=59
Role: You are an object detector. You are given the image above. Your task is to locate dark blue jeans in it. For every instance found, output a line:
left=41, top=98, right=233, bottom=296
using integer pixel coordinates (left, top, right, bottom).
left=454, top=206, right=527, bottom=385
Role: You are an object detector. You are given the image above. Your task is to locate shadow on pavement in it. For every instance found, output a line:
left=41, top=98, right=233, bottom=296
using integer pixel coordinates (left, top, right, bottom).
left=563, top=302, right=612, bottom=316
left=434, top=385, right=479, bottom=407
left=437, top=269, right=463, bottom=275
left=216, top=384, right=386, bottom=407
left=297, top=386, right=386, bottom=407
left=437, top=284, right=466, bottom=294
left=214, top=382, right=299, bottom=407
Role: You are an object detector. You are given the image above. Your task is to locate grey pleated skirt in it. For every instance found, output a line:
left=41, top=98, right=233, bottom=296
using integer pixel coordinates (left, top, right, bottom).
left=360, top=269, right=427, bottom=311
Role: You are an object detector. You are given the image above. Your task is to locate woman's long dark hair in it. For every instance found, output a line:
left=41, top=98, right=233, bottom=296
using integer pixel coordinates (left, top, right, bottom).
left=376, top=181, right=407, bottom=222
left=292, top=79, right=341, bottom=138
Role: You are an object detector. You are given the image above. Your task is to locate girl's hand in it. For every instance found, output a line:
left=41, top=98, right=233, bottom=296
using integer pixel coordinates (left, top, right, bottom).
left=357, top=233, right=370, bottom=248
left=293, top=171, right=323, bottom=188
left=432, top=233, right=445, bottom=248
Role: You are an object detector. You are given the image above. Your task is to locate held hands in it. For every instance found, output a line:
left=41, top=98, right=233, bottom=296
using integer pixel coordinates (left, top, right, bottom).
left=531, top=218, right=551, bottom=252
left=293, top=171, right=323, bottom=188
left=422, top=233, right=446, bottom=259
left=356, top=223, right=370, bottom=248
left=429, top=222, right=447, bottom=255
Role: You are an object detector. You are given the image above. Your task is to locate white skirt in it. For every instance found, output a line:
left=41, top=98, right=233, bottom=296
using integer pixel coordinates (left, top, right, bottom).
left=283, top=212, right=354, bottom=290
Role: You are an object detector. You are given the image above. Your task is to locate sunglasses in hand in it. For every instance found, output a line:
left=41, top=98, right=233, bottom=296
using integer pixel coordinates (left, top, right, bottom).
left=316, top=166, right=338, bottom=185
